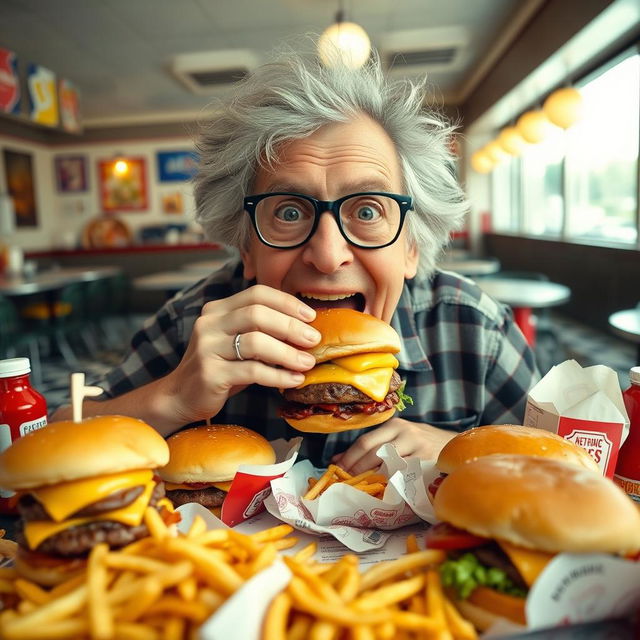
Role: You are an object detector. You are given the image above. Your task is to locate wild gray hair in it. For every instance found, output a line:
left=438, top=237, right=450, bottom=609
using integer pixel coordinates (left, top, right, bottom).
left=194, top=47, right=468, bottom=278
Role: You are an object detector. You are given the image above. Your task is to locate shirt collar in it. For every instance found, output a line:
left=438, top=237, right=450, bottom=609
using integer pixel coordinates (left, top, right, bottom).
left=391, top=281, right=432, bottom=372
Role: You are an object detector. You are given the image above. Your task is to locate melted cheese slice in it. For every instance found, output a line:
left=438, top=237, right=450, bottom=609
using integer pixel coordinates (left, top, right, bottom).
left=32, top=470, right=154, bottom=522
left=24, top=480, right=155, bottom=550
left=300, top=364, right=394, bottom=402
left=331, top=353, right=399, bottom=372
left=497, top=540, right=555, bottom=587
left=164, top=480, right=233, bottom=492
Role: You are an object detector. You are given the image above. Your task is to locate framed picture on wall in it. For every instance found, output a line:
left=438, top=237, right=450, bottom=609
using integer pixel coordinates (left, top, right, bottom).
left=54, top=155, right=88, bottom=193
left=156, top=150, right=198, bottom=182
left=2, top=149, right=38, bottom=227
left=98, top=156, right=148, bottom=212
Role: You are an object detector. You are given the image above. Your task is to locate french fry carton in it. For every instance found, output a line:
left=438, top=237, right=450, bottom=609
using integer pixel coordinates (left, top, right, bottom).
left=217, top=437, right=301, bottom=526
left=524, top=359, right=629, bottom=477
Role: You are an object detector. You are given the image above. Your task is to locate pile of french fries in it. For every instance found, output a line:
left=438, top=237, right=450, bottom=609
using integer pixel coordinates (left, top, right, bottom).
left=304, top=464, right=389, bottom=500
left=263, top=533, right=478, bottom=640
left=0, top=508, right=297, bottom=640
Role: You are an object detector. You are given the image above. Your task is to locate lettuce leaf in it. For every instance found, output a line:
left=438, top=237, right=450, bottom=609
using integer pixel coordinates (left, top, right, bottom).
left=395, top=380, right=413, bottom=412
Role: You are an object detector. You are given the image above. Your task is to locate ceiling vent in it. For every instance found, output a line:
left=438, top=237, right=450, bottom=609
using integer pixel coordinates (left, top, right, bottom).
left=381, top=27, right=468, bottom=74
left=170, top=49, right=259, bottom=95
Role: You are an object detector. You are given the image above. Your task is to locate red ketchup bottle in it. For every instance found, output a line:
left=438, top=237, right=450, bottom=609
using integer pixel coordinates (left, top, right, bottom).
left=0, top=358, right=48, bottom=513
left=614, top=366, right=640, bottom=503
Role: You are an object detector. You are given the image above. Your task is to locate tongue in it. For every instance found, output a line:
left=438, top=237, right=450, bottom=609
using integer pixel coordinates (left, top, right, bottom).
left=301, top=293, right=364, bottom=312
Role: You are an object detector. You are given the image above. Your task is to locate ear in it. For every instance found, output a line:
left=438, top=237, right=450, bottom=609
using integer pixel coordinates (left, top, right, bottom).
left=404, top=240, right=419, bottom=279
left=241, top=247, right=257, bottom=280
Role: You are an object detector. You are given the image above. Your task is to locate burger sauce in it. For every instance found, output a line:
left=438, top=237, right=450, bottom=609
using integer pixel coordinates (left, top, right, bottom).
left=0, top=358, right=48, bottom=513
left=614, top=366, right=640, bottom=503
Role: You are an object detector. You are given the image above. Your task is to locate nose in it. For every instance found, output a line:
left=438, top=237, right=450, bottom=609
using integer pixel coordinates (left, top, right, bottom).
left=301, top=211, right=354, bottom=273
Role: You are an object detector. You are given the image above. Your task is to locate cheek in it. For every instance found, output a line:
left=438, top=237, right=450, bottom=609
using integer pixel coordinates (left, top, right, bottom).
left=243, top=248, right=298, bottom=286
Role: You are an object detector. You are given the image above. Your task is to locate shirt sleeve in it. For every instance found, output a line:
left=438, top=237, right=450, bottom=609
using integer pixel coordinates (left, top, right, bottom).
left=480, top=307, right=540, bottom=425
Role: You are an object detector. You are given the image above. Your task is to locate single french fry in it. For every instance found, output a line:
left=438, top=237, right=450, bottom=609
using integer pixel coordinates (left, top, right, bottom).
left=284, top=558, right=343, bottom=605
left=13, top=579, right=49, bottom=605
left=250, top=524, right=294, bottom=544
left=353, top=482, right=385, bottom=496
left=117, top=577, right=163, bottom=622
left=293, top=542, right=317, bottom=563
left=177, top=575, right=198, bottom=602
left=145, top=595, right=211, bottom=622
left=248, top=542, right=278, bottom=576
left=391, top=610, right=445, bottom=632
left=364, top=474, right=387, bottom=485
left=343, top=469, right=376, bottom=486
left=88, top=543, right=113, bottom=640
left=186, top=514, right=208, bottom=538
left=405, top=534, right=419, bottom=554
left=354, top=574, right=425, bottom=610
left=263, top=591, right=292, bottom=640
left=359, top=551, right=446, bottom=592
left=192, top=528, right=230, bottom=546
left=143, top=505, right=168, bottom=540
left=442, top=597, right=478, bottom=640
left=425, top=570, right=453, bottom=640
left=336, top=563, right=360, bottom=602
left=273, top=537, right=299, bottom=551
left=308, top=477, right=318, bottom=488
left=48, top=573, right=86, bottom=599
left=105, top=552, right=169, bottom=574
left=2, top=617, right=90, bottom=640
left=328, top=464, right=353, bottom=481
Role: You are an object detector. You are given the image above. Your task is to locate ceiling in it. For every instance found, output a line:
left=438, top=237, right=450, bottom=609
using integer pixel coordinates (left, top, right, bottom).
left=0, top=0, right=539, bottom=127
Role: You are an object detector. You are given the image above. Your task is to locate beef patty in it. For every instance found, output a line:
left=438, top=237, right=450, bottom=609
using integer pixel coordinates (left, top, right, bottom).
left=166, top=486, right=227, bottom=509
left=283, top=371, right=402, bottom=404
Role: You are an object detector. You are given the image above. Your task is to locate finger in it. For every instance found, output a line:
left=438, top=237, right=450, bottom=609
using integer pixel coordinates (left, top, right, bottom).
left=206, top=358, right=306, bottom=391
left=203, top=284, right=316, bottom=325
left=227, top=330, right=316, bottom=372
left=337, top=422, right=402, bottom=473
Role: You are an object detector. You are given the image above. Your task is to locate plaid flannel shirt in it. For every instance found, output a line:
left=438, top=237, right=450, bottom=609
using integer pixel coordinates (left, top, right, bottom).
left=95, top=261, right=539, bottom=466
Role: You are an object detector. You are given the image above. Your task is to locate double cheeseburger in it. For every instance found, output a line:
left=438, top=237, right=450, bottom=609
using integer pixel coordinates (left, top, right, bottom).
left=428, top=454, right=640, bottom=630
left=428, top=424, right=599, bottom=501
left=280, top=308, right=412, bottom=433
left=0, top=416, right=172, bottom=586
left=159, top=425, right=275, bottom=516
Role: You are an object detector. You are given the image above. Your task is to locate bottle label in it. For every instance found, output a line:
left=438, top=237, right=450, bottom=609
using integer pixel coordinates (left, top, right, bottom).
left=613, top=473, right=640, bottom=503
left=19, top=415, right=47, bottom=437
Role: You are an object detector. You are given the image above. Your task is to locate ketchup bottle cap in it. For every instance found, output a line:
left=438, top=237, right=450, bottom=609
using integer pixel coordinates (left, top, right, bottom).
left=0, top=358, right=31, bottom=378
left=629, top=366, right=640, bottom=385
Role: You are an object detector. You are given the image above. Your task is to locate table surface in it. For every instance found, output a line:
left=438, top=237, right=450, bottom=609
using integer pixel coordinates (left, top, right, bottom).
left=0, top=266, right=122, bottom=296
left=439, top=257, right=501, bottom=276
left=180, top=259, right=228, bottom=275
left=608, top=308, right=640, bottom=343
left=477, top=277, right=571, bottom=309
left=133, top=271, right=203, bottom=291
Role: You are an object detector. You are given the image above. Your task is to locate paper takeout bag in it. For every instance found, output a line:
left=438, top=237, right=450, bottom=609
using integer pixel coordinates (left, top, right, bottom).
left=218, top=437, right=301, bottom=526
left=524, top=360, right=629, bottom=477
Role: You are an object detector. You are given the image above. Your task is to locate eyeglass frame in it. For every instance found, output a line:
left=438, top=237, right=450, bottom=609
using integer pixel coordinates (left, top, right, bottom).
left=243, top=191, right=413, bottom=250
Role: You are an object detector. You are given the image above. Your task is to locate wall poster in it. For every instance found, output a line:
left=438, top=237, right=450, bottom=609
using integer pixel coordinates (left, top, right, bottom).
left=156, top=150, right=198, bottom=182
left=2, top=149, right=38, bottom=227
left=54, top=155, right=88, bottom=193
left=98, top=157, right=148, bottom=212
left=0, top=48, right=20, bottom=115
left=58, top=79, right=82, bottom=133
left=27, top=63, right=59, bottom=127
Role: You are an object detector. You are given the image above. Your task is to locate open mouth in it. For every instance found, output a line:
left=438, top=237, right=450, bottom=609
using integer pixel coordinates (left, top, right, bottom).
left=297, top=292, right=365, bottom=312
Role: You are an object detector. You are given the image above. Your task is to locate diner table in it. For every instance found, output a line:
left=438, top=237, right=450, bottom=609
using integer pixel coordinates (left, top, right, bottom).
left=133, top=271, right=202, bottom=296
left=438, top=256, right=501, bottom=277
left=608, top=308, right=640, bottom=364
left=477, top=277, right=571, bottom=346
left=180, top=258, right=228, bottom=276
left=0, top=266, right=122, bottom=296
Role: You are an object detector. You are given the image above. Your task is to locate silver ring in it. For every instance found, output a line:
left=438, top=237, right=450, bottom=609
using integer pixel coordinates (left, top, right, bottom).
left=233, top=333, right=244, bottom=361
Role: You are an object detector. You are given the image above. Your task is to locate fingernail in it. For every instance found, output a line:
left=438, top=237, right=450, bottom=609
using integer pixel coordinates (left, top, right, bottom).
left=299, top=305, right=315, bottom=320
left=304, top=327, right=321, bottom=342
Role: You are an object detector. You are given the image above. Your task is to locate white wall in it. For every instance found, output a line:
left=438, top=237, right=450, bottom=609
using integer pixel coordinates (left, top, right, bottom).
left=0, top=134, right=197, bottom=251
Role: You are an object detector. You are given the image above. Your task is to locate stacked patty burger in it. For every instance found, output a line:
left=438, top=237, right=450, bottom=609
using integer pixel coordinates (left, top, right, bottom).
left=280, top=308, right=411, bottom=433
left=0, top=416, right=172, bottom=586
left=159, top=425, right=276, bottom=516
left=428, top=454, right=640, bottom=630
left=428, top=424, right=599, bottom=501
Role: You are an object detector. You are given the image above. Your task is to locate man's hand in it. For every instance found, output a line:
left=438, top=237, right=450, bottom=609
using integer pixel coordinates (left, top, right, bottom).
left=331, top=417, right=457, bottom=474
left=155, top=284, right=320, bottom=427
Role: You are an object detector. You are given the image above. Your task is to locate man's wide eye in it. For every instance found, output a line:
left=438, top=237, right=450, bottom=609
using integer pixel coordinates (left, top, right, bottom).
left=275, top=206, right=301, bottom=222
left=356, top=205, right=380, bottom=221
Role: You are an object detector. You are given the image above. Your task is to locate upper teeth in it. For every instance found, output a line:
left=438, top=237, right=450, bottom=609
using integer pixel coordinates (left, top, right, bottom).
left=300, top=293, right=355, bottom=301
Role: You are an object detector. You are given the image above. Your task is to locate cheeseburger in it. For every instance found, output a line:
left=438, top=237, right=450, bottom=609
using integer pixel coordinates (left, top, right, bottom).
left=428, top=424, right=599, bottom=501
left=280, top=308, right=412, bottom=433
left=429, top=454, right=640, bottom=630
left=159, top=425, right=275, bottom=515
left=0, top=416, right=171, bottom=586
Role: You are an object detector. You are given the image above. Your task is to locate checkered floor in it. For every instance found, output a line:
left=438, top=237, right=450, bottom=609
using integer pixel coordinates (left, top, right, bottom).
left=31, top=311, right=637, bottom=415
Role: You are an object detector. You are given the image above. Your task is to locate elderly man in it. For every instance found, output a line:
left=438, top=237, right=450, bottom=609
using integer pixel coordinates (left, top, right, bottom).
left=54, top=49, right=538, bottom=471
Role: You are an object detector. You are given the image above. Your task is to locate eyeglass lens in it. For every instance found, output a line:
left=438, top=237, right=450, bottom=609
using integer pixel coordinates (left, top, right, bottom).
left=254, top=194, right=401, bottom=247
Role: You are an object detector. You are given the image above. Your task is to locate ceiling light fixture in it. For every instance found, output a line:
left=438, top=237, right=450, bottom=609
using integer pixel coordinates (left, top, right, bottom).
left=318, top=3, right=371, bottom=69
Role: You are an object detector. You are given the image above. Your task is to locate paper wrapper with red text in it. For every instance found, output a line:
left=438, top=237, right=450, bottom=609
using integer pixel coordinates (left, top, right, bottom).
left=524, top=360, right=629, bottom=477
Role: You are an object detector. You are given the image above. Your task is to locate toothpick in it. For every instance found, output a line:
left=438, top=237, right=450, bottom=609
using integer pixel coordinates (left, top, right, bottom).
left=70, top=372, right=104, bottom=423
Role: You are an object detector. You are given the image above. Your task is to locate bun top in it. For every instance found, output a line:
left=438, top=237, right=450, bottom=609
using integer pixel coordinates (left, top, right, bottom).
left=0, top=416, right=169, bottom=490
left=159, top=425, right=276, bottom=483
left=309, top=309, right=401, bottom=364
left=434, top=454, right=640, bottom=554
left=436, top=424, right=599, bottom=474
